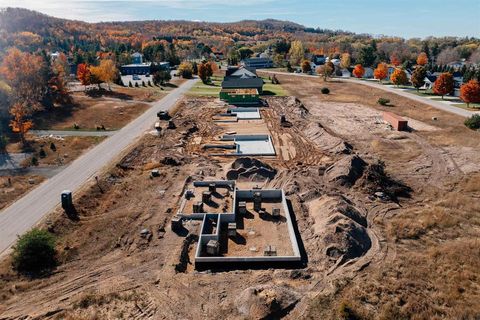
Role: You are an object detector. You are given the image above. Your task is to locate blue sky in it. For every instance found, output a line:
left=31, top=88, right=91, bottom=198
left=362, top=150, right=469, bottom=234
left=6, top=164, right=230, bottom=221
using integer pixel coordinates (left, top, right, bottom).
left=1, top=0, right=479, bottom=38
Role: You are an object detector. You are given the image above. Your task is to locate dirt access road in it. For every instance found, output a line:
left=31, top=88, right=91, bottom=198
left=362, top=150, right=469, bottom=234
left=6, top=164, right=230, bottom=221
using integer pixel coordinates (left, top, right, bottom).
left=0, top=77, right=198, bottom=255
left=260, top=70, right=480, bottom=118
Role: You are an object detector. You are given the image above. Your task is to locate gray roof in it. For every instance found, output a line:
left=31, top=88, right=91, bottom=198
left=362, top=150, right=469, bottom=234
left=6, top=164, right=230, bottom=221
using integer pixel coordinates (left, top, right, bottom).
left=222, top=77, right=264, bottom=89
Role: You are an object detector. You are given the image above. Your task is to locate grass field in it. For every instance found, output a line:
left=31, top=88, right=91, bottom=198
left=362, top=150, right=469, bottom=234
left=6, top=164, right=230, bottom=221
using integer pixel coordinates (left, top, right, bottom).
left=187, top=75, right=223, bottom=96
left=261, top=77, right=289, bottom=96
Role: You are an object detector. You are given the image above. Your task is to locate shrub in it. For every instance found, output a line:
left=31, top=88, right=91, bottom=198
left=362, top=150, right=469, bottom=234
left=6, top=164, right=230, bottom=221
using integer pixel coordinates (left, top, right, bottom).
left=378, top=98, right=390, bottom=106
left=464, top=114, right=480, bottom=130
left=321, top=87, right=330, bottom=94
left=73, top=123, right=80, bottom=130
left=128, top=81, right=132, bottom=87
left=31, top=156, right=38, bottom=166
left=12, top=229, right=57, bottom=275
left=134, top=82, right=139, bottom=87
left=39, top=148, right=46, bottom=158
left=142, top=80, right=146, bottom=87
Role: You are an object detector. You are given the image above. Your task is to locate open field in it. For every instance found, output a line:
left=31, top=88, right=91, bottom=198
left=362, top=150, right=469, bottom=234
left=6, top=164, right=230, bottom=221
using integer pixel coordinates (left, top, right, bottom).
left=0, top=175, right=45, bottom=211
left=0, top=75, right=479, bottom=319
left=187, top=75, right=223, bottom=96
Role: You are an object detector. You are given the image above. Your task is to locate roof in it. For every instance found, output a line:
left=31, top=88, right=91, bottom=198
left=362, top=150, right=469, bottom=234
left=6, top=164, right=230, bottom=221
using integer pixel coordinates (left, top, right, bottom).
left=132, top=52, right=143, bottom=57
left=121, top=62, right=152, bottom=68
left=243, top=57, right=272, bottom=63
left=222, top=77, right=264, bottom=89
left=229, top=67, right=258, bottom=79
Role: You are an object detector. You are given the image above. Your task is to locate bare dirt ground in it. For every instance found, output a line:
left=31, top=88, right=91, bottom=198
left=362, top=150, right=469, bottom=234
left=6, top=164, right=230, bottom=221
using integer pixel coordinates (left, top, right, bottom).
left=0, top=75, right=479, bottom=319
left=0, top=175, right=45, bottom=210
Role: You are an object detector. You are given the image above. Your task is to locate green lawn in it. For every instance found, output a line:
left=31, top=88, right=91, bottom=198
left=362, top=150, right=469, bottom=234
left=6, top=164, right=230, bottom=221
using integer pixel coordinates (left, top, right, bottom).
left=261, top=77, right=288, bottom=96
left=187, top=75, right=223, bottom=97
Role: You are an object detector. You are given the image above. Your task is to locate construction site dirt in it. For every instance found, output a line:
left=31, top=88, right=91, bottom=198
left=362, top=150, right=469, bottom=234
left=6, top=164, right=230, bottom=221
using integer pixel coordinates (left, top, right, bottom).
left=0, top=75, right=479, bottom=319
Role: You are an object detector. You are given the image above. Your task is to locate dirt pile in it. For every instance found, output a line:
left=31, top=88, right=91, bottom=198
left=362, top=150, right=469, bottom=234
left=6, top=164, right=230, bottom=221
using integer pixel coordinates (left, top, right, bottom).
left=226, top=157, right=277, bottom=181
left=235, top=284, right=300, bottom=319
left=308, top=195, right=371, bottom=265
left=324, top=155, right=366, bottom=186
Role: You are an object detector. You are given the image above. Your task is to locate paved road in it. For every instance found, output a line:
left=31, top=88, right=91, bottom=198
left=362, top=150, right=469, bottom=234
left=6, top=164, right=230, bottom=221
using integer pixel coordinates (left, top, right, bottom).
left=30, top=130, right=117, bottom=137
left=259, top=70, right=479, bottom=118
left=0, top=78, right=198, bottom=255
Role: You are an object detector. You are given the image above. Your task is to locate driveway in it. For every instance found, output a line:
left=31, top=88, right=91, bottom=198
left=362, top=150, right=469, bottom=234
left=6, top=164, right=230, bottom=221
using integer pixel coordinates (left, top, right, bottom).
left=259, top=70, right=479, bottom=118
left=0, top=78, right=198, bottom=255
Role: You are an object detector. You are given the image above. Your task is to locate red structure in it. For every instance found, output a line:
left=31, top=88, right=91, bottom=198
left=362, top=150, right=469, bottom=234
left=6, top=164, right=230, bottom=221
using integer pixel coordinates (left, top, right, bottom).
left=383, top=112, right=408, bottom=131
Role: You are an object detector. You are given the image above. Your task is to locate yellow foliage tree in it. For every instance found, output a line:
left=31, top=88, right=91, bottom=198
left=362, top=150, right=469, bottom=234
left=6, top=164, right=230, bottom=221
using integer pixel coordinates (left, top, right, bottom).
left=9, top=103, right=33, bottom=145
left=89, top=59, right=118, bottom=90
left=289, top=40, right=305, bottom=66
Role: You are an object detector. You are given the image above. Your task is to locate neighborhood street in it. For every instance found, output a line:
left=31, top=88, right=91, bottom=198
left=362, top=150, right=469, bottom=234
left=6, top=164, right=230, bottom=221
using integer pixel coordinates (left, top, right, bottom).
left=260, top=70, right=480, bottom=118
left=0, top=78, right=198, bottom=255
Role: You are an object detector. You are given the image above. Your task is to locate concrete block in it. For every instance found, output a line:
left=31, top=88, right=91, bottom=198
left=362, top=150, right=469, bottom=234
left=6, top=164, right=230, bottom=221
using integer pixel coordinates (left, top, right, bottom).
left=171, top=215, right=182, bottom=231
left=238, top=201, right=247, bottom=214
left=206, top=240, right=220, bottom=255
left=208, top=183, right=216, bottom=193
left=272, top=207, right=281, bottom=217
left=227, top=222, right=237, bottom=237
left=151, top=169, right=160, bottom=177
left=253, top=192, right=262, bottom=212
left=193, top=201, right=204, bottom=213
left=202, top=191, right=212, bottom=203
left=185, top=189, right=194, bottom=199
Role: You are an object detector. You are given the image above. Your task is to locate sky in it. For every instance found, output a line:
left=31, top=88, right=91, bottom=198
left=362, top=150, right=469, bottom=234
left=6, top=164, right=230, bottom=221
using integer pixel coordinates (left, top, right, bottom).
left=0, top=0, right=479, bottom=38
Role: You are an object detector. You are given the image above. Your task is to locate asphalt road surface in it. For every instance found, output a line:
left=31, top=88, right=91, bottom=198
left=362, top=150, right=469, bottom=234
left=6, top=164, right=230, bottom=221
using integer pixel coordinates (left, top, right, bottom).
left=0, top=78, right=198, bottom=255
left=260, top=70, right=479, bottom=118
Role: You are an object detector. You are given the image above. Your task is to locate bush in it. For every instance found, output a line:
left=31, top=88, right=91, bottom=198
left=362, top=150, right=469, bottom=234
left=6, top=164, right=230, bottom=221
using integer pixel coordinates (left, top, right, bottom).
left=73, top=123, right=80, bottom=130
left=128, top=81, right=132, bottom=87
left=142, top=80, right=146, bottom=87
left=378, top=97, right=390, bottom=106
left=464, top=114, right=480, bottom=130
left=39, top=148, right=46, bottom=158
left=134, top=82, right=139, bottom=87
left=12, top=229, right=57, bottom=275
left=321, top=87, right=330, bottom=94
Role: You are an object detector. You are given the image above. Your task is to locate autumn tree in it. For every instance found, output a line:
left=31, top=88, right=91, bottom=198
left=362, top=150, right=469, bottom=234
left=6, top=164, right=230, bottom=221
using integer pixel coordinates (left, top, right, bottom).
left=416, top=52, right=428, bottom=66
left=316, top=61, right=334, bottom=81
left=153, top=70, right=171, bottom=86
left=433, top=72, right=454, bottom=99
left=460, top=80, right=480, bottom=107
left=390, top=68, right=409, bottom=87
left=301, top=59, right=312, bottom=73
left=178, top=62, right=194, bottom=79
left=374, top=62, right=388, bottom=83
left=340, top=53, right=351, bottom=69
left=390, top=53, right=401, bottom=66
left=352, top=64, right=365, bottom=78
left=76, top=63, right=91, bottom=90
left=411, top=66, right=427, bottom=91
left=9, top=103, right=33, bottom=145
left=198, top=62, right=209, bottom=83
left=89, top=59, right=118, bottom=90
left=289, top=40, right=305, bottom=66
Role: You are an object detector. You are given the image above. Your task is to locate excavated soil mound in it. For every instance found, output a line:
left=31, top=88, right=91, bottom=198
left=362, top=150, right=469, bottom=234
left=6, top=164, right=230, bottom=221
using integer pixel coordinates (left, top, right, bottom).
left=235, top=284, right=300, bottom=319
left=308, top=195, right=371, bottom=263
left=324, top=155, right=366, bottom=186
left=226, top=157, right=277, bottom=181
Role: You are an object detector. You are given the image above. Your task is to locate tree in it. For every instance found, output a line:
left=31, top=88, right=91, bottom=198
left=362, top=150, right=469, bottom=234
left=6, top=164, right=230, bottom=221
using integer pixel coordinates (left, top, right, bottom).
left=352, top=64, right=365, bottom=78
left=289, top=40, right=305, bottom=66
left=76, top=63, right=91, bottom=90
left=411, top=66, right=427, bottom=91
left=227, top=50, right=240, bottom=65
left=433, top=72, right=454, bottom=99
left=390, top=68, right=408, bottom=87
left=89, top=59, right=118, bottom=90
left=464, top=114, right=480, bottom=130
left=357, top=45, right=377, bottom=67
left=238, top=47, right=253, bottom=60
left=153, top=70, right=171, bottom=86
left=317, top=62, right=334, bottom=81
left=9, top=103, right=33, bottom=145
left=12, top=229, right=57, bottom=275
left=436, top=47, right=461, bottom=65
left=301, top=59, right=312, bottom=73
left=417, top=52, right=428, bottom=66
left=198, top=62, right=209, bottom=83
left=460, top=80, right=480, bottom=107
left=390, top=53, right=401, bottom=67
left=374, top=62, right=388, bottom=83
left=178, top=61, right=194, bottom=79
left=340, top=53, right=351, bottom=69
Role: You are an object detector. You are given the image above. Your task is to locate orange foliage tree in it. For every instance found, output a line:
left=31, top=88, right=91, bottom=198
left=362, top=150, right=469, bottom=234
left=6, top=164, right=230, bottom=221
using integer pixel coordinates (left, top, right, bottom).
left=416, top=52, right=428, bottom=66
left=76, top=63, right=91, bottom=89
left=90, top=59, right=118, bottom=90
left=460, top=80, right=480, bottom=107
left=198, top=62, right=209, bottom=83
left=390, top=68, right=408, bottom=86
left=301, top=59, right=312, bottom=73
left=352, top=64, right=365, bottom=78
left=433, top=73, right=454, bottom=99
left=374, top=62, right=388, bottom=83
left=9, top=103, right=33, bottom=145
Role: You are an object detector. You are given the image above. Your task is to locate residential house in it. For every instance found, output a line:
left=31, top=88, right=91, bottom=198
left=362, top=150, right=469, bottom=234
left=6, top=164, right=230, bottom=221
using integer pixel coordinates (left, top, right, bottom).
left=311, top=54, right=326, bottom=65
left=241, top=57, right=273, bottom=69
left=221, top=65, right=264, bottom=98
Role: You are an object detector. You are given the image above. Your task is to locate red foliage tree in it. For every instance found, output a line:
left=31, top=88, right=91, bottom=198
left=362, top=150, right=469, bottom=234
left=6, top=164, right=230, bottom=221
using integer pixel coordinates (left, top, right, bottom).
left=390, top=68, right=408, bottom=86
left=76, top=63, right=91, bottom=89
left=433, top=73, right=454, bottom=99
left=390, top=53, right=401, bottom=66
left=352, top=64, right=365, bottom=78
left=460, top=80, right=480, bottom=107
left=416, top=52, right=428, bottom=66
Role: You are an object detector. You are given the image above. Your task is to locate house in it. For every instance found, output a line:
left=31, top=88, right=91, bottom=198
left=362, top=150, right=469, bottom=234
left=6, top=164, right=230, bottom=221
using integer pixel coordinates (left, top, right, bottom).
left=311, top=54, right=326, bottom=65
left=363, top=67, right=374, bottom=79
left=227, top=66, right=258, bottom=79
left=132, top=52, right=143, bottom=64
left=219, top=88, right=260, bottom=105
left=241, top=57, right=273, bottom=69
left=221, top=77, right=264, bottom=94
left=211, top=51, right=224, bottom=60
